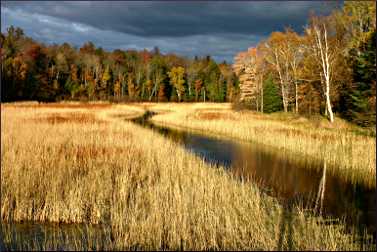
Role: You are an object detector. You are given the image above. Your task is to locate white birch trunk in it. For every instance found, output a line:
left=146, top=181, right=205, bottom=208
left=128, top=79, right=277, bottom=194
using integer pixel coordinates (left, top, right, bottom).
left=274, top=49, right=288, bottom=112
left=261, top=76, right=264, bottom=113
left=315, top=160, right=327, bottom=215
left=314, top=24, right=334, bottom=123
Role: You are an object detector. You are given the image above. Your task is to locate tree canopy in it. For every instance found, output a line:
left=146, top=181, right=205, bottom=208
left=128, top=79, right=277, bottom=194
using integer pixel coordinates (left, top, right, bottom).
left=1, top=29, right=237, bottom=103
left=233, top=2, right=376, bottom=125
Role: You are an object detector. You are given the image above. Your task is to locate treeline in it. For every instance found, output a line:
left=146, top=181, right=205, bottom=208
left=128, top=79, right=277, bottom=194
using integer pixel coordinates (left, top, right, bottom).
left=234, top=2, right=376, bottom=126
left=1, top=28, right=238, bottom=103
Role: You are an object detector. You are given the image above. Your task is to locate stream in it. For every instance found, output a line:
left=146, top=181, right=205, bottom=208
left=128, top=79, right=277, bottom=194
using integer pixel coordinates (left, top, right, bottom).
left=2, top=111, right=375, bottom=249
left=132, top=111, right=376, bottom=236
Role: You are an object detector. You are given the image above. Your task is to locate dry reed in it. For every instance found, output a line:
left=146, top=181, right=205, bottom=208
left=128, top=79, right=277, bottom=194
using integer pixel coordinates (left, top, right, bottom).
left=146, top=102, right=376, bottom=188
left=1, top=102, right=374, bottom=250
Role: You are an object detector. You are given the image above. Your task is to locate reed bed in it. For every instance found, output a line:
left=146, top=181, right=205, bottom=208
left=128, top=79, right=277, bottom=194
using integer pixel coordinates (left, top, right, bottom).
left=146, top=102, right=376, bottom=188
left=1, top=102, right=374, bottom=250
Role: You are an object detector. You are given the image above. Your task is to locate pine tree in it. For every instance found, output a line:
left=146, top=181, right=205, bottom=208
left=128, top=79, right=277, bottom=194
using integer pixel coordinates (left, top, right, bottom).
left=344, top=31, right=376, bottom=126
left=263, top=75, right=283, bottom=113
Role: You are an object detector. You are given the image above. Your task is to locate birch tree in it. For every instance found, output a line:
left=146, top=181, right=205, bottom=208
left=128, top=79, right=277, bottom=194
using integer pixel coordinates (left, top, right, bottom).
left=149, top=56, right=166, bottom=101
left=168, top=66, right=185, bottom=102
left=306, top=17, right=336, bottom=122
left=285, top=29, right=304, bottom=113
left=264, top=33, right=291, bottom=112
left=255, top=47, right=270, bottom=113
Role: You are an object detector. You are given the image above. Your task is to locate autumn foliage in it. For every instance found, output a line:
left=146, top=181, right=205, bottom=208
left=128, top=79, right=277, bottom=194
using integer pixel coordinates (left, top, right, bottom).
left=1, top=30, right=237, bottom=103
left=233, top=2, right=376, bottom=125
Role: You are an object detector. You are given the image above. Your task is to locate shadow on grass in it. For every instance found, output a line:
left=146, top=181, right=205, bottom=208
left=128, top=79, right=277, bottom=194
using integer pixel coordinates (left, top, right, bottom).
left=277, top=198, right=295, bottom=251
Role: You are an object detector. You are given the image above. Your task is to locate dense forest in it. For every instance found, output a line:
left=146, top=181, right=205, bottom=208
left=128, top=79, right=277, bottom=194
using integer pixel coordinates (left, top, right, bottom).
left=1, top=2, right=375, bottom=126
left=0, top=29, right=238, bottom=103
left=234, top=2, right=376, bottom=126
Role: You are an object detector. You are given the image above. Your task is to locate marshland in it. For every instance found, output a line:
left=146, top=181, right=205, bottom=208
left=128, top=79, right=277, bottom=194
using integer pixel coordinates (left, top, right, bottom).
left=1, top=1, right=376, bottom=251
left=1, top=102, right=376, bottom=250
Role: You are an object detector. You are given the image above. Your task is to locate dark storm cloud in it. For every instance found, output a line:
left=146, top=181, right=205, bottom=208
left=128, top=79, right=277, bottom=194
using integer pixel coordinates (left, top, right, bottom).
left=1, top=1, right=338, bottom=62
left=3, top=1, right=335, bottom=37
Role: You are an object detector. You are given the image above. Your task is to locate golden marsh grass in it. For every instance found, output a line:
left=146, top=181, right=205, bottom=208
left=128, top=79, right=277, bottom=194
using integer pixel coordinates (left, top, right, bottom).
left=146, top=102, right=376, bottom=188
left=0, top=102, right=374, bottom=250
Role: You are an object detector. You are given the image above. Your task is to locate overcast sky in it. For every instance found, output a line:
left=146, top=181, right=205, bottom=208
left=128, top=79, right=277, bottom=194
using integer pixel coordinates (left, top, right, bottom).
left=1, top=1, right=339, bottom=63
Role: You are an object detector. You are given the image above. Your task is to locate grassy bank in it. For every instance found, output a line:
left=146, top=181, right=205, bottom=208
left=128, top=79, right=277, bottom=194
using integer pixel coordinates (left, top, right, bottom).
left=1, top=102, right=374, bottom=250
left=145, top=103, right=376, bottom=188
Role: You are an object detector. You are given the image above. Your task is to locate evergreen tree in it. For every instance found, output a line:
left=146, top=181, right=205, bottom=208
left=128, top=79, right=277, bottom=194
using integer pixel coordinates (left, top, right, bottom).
left=340, top=31, right=376, bottom=126
left=263, top=75, right=283, bottom=113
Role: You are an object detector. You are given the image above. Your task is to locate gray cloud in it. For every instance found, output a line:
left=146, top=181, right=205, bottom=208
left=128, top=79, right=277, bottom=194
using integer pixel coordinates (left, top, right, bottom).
left=1, top=1, right=338, bottom=62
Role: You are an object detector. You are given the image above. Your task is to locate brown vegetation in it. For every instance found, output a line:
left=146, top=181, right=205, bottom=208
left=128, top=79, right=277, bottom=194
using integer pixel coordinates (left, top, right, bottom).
left=193, top=111, right=237, bottom=121
left=148, top=103, right=376, bottom=188
left=28, top=112, right=107, bottom=125
left=1, top=102, right=373, bottom=250
left=6, top=102, right=112, bottom=110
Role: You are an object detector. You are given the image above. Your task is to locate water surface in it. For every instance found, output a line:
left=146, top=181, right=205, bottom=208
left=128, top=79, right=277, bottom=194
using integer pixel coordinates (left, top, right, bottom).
left=3, top=111, right=375, bottom=249
left=133, top=111, right=376, bottom=236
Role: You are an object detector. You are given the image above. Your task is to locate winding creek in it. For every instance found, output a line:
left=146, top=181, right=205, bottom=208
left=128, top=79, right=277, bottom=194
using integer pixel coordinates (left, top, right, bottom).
left=2, top=111, right=376, bottom=249
left=133, top=111, right=376, bottom=236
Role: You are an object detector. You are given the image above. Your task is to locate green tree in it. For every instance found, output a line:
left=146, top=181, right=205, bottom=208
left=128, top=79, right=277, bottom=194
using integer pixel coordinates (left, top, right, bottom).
left=263, top=75, right=283, bottom=113
left=65, top=77, right=81, bottom=99
left=1, top=26, right=237, bottom=103
left=340, top=31, right=376, bottom=126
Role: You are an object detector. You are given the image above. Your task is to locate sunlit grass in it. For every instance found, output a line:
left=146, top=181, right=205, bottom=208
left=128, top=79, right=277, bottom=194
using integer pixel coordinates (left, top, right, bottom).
left=147, top=102, right=376, bottom=188
left=1, top=102, right=374, bottom=250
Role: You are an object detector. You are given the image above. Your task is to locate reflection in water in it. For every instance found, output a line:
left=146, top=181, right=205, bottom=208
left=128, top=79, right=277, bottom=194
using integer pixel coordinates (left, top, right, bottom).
left=2, top=112, right=375, bottom=249
left=0, top=222, right=108, bottom=251
left=133, top=111, right=376, bottom=236
left=314, top=161, right=327, bottom=215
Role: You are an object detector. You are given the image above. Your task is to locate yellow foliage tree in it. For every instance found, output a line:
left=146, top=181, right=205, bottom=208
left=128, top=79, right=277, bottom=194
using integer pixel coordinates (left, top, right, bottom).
left=168, top=66, right=185, bottom=102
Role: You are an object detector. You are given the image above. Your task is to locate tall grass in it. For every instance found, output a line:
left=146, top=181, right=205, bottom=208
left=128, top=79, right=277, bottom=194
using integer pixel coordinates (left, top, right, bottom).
left=1, top=103, right=374, bottom=250
left=146, top=102, right=376, bottom=188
